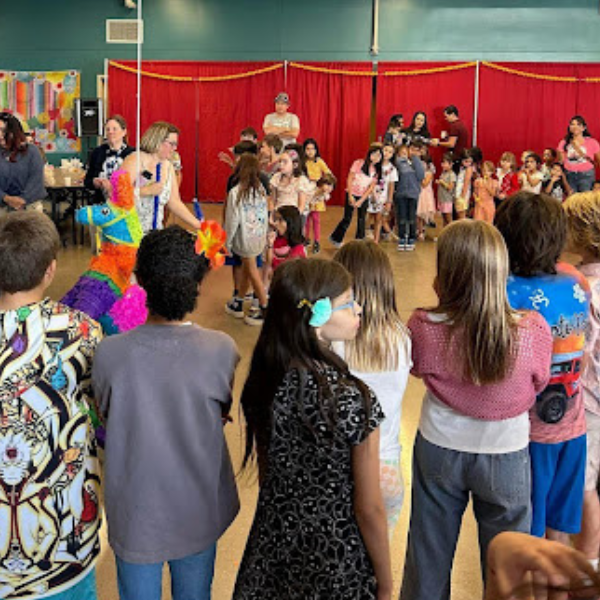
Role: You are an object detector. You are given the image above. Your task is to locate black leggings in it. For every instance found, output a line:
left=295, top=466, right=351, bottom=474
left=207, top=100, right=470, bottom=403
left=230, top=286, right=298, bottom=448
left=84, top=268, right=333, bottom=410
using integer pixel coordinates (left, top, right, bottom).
left=330, top=194, right=367, bottom=244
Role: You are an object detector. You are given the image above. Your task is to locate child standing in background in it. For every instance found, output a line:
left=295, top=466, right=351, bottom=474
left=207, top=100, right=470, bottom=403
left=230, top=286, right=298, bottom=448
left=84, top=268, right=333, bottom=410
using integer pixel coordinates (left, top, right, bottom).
left=496, top=192, right=590, bottom=545
left=545, top=163, right=572, bottom=202
left=496, top=152, right=520, bottom=205
left=270, top=149, right=311, bottom=213
left=333, top=241, right=411, bottom=537
left=303, top=138, right=331, bottom=182
left=304, top=173, right=336, bottom=254
left=394, top=143, right=425, bottom=252
left=369, top=143, right=398, bottom=244
left=330, top=144, right=383, bottom=247
left=473, top=161, right=499, bottom=223
left=224, top=153, right=269, bottom=326
left=454, top=149, right=474, bottom=220
left=268, top=205, right=306, bottom=272
left=416, top=148, right=436, bottom=240
left=564, top=193, right=600, bottom=572
left=542, top=148, right=558, bottom=183
left=383, top=114, right=405, bottom=147
left=258, top=134, right=283, bottom=179
left=520, top=153, right=544, bottom=193
left=436, top=153, right=456, bottom=228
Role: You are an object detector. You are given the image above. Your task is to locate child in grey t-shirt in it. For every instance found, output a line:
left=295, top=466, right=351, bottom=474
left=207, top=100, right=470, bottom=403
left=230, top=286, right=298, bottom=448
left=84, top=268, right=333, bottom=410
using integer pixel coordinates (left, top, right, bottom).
left=93, top=225, right=239, bottom=598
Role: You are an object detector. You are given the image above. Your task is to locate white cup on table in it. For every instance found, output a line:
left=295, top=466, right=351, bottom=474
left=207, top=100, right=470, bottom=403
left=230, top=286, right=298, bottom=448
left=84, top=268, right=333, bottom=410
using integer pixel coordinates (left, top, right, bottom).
left=63, top=177, right=72, bottom=187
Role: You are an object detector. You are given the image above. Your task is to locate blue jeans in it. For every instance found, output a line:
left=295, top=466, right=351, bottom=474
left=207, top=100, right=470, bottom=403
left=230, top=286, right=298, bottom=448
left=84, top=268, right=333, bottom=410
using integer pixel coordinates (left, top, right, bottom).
left=394, top=196, right=418, bottom=242
left=45, top=569, right=97, bottom=600
left=566, top=169, right=595, bottom=192
left=400, top=433, right=531, bottom=600
left=116, top=544, right=217, bottom=600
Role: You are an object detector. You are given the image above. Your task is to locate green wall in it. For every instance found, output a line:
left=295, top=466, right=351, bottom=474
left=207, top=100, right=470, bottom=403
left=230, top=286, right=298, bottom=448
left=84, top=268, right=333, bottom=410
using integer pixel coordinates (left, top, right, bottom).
left=2, top=0, right=600, bottom=159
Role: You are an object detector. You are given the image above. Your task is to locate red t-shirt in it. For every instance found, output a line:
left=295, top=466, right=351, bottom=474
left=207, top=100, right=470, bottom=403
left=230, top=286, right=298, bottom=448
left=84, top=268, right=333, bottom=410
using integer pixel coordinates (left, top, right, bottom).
left=272, top=235, right=306, bottom=269
left=449, top=119, right=470, bottom=155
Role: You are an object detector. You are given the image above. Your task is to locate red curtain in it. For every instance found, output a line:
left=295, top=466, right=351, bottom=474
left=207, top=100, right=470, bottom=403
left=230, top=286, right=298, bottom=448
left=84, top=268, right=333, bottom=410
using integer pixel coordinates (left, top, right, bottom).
left=108, top=61, right=284, bottom=202
left=108, top=60, right=600, bottom=202
left=477, top=63, right=579, bottom=164
left=573, top=64, right=600, bottom=141
left=286, top=63, right=374, bottom=205
left=377, top=62, right=476, bottom=163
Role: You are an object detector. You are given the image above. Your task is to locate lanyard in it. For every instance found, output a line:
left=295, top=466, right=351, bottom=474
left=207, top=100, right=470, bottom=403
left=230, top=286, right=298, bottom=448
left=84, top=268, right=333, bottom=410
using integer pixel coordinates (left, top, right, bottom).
left=152, top=162, right=162, bottom=231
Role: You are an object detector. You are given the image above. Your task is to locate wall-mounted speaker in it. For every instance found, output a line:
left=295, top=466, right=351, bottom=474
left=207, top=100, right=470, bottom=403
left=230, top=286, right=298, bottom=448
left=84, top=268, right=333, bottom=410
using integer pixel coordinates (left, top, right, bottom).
left=75, top=98, right=104, bottom=137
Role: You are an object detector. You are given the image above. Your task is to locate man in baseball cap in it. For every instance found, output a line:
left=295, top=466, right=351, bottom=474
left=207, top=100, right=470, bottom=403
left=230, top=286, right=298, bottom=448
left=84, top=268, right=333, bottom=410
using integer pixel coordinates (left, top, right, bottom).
left=263, top=92, right=300, bottom=147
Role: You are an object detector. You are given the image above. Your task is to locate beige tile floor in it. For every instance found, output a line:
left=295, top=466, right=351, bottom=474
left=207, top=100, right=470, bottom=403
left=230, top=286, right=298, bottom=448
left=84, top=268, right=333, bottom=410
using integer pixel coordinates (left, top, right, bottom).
left=48, top=205, right=483, bottom=600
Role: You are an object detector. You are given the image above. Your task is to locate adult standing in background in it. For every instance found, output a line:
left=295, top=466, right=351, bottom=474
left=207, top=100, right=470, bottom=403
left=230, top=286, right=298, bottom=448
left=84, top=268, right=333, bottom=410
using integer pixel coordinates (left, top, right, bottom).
left=0, top=112, right=46, bottom=213
left=403, top=111, right=431, bottom=147
left=557, top=115, right=600, bottom=193
left=263, top=93, right=300, bottom=148
left=121, top=121, right=202, bottom=236
left=431, top=105, right=470, bottom=158
left=85, top=115, right=135, bottom=204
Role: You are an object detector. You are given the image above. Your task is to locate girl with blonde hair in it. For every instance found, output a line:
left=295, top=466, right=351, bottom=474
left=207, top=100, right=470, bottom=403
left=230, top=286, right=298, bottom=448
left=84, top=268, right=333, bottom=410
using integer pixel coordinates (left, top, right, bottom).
left=400, top=220, right=554, bottom=600
left=122, top=121, right=202, bottom=235
left=333, top=240, right=411, bottom=536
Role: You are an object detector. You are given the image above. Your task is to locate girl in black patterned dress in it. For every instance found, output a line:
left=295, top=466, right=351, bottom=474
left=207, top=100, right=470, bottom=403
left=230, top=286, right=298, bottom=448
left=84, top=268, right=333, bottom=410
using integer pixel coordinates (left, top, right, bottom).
left=233, top=258, right=392, bottom=600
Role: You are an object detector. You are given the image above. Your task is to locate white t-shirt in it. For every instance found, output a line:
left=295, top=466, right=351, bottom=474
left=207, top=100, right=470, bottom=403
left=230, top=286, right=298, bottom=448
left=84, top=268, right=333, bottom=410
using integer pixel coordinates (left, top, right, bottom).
left=520, top=170, right=543, bottom=194
left=263, top=112, right=300, bottom=147
left=333, top=338, right=411, bottom=461
left=419, top=391, right=530, bottom=454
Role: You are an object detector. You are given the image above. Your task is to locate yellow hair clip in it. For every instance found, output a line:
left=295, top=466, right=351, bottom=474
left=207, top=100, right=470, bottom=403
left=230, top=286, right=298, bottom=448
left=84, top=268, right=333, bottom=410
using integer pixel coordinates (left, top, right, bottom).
left=297, top=299, right=313, bottom=309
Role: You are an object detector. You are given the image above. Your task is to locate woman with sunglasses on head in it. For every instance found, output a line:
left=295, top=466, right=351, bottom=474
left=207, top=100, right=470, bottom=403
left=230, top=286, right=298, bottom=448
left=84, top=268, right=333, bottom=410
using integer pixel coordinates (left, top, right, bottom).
left=122, top=121, right=201, bottom=235
left=0, top=112, right=46, bottom=214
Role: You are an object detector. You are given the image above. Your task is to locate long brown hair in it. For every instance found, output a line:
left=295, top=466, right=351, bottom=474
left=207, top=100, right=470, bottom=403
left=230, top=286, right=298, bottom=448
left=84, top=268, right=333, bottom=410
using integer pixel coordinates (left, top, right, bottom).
left=433, top=220, right=518, bottom=385
left=334, top=241, right=409, bottom=372
left=234, top=153, right=263, bottom=203
left=0, top=112, right=27, bottom=161
left=240, top=259, right=371, bottom=480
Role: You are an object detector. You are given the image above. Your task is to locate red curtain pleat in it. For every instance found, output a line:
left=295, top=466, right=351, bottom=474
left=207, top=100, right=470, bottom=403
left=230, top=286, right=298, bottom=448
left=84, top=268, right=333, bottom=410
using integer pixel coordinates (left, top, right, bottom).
left=108, top=61, right=284, bottom=202
left=286, top=63, right=374, bottom=205
left=377, top=62, right=476, bottom=163
left=477, top=63, right=579, bottom=164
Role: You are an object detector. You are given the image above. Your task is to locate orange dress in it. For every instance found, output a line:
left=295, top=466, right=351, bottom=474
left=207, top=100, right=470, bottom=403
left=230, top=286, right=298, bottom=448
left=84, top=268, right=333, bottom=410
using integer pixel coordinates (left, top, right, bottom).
left=473, top=177, right=499, bottom=223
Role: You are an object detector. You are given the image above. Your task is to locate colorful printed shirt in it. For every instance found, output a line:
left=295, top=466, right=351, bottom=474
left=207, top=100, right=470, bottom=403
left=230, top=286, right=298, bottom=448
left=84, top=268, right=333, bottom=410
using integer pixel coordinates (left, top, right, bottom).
left=369, top=162, right=398, bottom=214
left=0, top=299, right=102, bottom=599
left=507, top=263, right=590, bottom=443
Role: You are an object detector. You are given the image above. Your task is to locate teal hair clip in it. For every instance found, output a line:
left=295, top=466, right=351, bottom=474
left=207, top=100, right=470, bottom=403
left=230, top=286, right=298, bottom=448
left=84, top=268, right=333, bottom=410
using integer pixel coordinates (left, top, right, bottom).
left=297, top=297, right=332, bottom=328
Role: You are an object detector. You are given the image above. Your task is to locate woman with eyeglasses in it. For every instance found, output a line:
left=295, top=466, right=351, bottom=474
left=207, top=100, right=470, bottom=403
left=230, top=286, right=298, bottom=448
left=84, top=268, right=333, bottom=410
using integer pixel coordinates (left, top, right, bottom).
left=0, top=112, right=46, bottom=214
left=121, top=121, right=201, bottom=235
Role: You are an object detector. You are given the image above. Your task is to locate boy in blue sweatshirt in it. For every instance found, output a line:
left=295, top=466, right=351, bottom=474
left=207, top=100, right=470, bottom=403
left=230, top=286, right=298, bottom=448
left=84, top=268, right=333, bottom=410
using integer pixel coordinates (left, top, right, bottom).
left=394, top=141, right=425, bottom=251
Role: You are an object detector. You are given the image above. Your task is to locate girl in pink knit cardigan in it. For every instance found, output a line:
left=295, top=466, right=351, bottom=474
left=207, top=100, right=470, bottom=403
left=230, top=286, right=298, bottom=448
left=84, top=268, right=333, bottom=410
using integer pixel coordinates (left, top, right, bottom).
left=400, top=220, right=553, bottom=600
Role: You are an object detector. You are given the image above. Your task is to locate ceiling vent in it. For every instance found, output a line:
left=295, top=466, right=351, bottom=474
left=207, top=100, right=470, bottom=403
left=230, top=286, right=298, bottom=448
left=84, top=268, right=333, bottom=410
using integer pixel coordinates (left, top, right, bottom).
left=106, top=19, right=144, bottom=44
